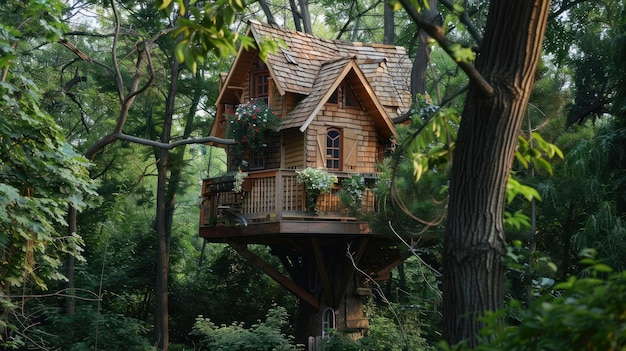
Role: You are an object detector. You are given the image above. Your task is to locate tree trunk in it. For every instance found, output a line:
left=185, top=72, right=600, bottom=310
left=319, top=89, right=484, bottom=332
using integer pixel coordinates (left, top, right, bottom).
left=153, top=55, right=181, bottom=351
left=298, top=0, right=312, bottom=34
left=155, top=159, right=170, bottom=351
left=66, top=206, right=76, bottom=317
left=412, top=0, right=438, bottom=96
left=442, top=0, right=550, bottom=347
left=258, top=0, right=278, bottom=26
left=383, top=2, right=394, bottom=45
left=288, top=0, right=302, bottom=32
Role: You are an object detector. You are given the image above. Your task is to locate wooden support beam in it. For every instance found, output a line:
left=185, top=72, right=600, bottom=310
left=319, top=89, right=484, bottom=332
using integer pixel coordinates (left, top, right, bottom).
left=228, top=242, right=320, bottom=310
left=374, top=251, right=413, bottom=280
left=311, top=238, right=334, bottom=307
left=272, top=246, right=300, bottom=281
left=337, top=239, right=369, bottom=304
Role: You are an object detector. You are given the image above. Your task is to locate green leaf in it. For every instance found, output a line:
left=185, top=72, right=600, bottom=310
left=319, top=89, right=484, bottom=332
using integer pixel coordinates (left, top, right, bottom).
left=174, top=40, right=188, bottom=63
left=452, top=3, right=464, bottom=15
left=449, top=43, right=475, bottom=62
left=533, top=157, right=553, bottom=175
left=228, top=0, right=246, bottom=12
left=593, top=263, right=613, bottom=273
left=157, top=0, right=173, bottom=10
left=223, top=6, right=235, bottom=25
left=506, top=177, right=542, bottom=203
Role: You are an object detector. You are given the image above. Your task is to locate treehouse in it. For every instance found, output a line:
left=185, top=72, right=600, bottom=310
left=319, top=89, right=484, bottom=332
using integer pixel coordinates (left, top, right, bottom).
left=199, top=20, right=413, bottom=344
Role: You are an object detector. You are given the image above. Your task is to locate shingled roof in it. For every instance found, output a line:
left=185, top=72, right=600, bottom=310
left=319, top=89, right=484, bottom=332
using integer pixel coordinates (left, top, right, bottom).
left=214, top=21, right=412, bottom=137
left=247, top=20, right=412, bottom=115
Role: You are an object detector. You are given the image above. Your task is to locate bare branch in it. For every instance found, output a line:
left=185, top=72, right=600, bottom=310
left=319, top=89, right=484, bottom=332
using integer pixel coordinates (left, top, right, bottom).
left=110, top=0, right=125, bottom=104
left=112, top=133, right=235, bottom=149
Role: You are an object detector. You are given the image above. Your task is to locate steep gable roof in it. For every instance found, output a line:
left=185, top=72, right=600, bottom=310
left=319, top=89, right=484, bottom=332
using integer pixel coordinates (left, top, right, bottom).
left=247, top=20, right=412, bottom=114
left=281, top=57, right=397, bottom=138
left=213, top=21, right=412, bottom=139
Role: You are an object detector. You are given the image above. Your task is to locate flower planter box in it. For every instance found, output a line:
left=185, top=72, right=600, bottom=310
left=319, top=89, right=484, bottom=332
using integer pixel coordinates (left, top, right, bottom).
left=205, top=175, right=236, bottom=194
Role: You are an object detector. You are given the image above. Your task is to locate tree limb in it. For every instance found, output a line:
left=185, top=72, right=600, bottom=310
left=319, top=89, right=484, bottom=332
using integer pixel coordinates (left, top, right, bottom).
left=85, top=132, right=234, bottom=161
left=113, top=133, right=235, bottom=149
left=110, top=0, right=125, bottom=104
left=399, top=0, right=493, bottom=97
left=438, top=0, right=483, bottom=46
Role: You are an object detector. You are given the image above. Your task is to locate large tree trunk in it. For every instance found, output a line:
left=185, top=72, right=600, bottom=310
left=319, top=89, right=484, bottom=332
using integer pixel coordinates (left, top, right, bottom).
left=412, top=0, right=438, bottom=96
left=298, top=0, right=312, bottom=34
left=383, top=2, right=394, bottom=45
left=153, top=55, right=181, bottom=351
left=442, top=0, right=550, bottom=347
left=155, top=157, right=170, bottom=351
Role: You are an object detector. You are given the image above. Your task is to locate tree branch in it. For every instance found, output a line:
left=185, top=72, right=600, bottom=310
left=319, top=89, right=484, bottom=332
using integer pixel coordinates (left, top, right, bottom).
left=113, top=133, right=235, bottom=149
left=85, top=132, right=234, bottom=161
left=550, top=0, right=589, bottom=19
left=438, top=0, right=483, bottom=46
left=110, top=0, right=125, bottom=104
left=399, top=0, right=493, bottom=97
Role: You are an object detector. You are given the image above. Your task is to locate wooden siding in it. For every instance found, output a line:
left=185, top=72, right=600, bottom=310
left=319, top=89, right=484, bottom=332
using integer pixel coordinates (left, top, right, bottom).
left=282, top=129, right=305, bottom=169
left=305, top=104, right=380, bottom=173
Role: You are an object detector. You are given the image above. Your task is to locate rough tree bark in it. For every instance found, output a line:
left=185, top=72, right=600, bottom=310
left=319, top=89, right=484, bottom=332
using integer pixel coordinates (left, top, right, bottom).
left=153, top=61, right=178, bottom=348
left=257, top=0, right=278, bottom=26
left=298, top=0, right=312, bottom=34
left=383, top=2, right=394, bottom=45
left=442, top=0, right=551, bottom=346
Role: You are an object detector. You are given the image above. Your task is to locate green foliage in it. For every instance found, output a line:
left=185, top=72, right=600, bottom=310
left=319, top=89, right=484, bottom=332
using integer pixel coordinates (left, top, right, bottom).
left=506, top=132, right=564, bottom=206
left=0, top=2, right=96, bottom=292
left=502, top=241, right=558, bottom=302
left=165, top=0, right=284, bottom=72
left=168, top=2, right=241, bottom=72
left=322, top=315, right=436, bottom=351
left=225, top=98, right=282, bottom=149
left=339, top=174, right=366, bottom=215
left=406, top=95, right=458, bottom=183
left=515, top=132, right=564, bottom=175
left=191, top=305, right=302, bottom=351
left=35, top=305, right=155, bottom=351
left=459, top=250, right=626, bottom=351
left=503, top=131, right=563, bottom=230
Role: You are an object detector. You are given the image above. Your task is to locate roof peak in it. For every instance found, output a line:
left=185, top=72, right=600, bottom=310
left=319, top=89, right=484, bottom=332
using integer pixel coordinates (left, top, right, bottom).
left=247, top=20, right=406, bottom=51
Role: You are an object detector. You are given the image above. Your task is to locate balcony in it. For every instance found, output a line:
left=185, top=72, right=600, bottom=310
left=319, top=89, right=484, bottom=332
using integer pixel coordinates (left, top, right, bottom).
left=199, top=169, right=378, bottom=243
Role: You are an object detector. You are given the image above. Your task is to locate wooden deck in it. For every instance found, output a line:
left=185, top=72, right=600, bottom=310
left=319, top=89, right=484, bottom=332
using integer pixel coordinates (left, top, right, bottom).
left=199, top=169, right=378, bottom=242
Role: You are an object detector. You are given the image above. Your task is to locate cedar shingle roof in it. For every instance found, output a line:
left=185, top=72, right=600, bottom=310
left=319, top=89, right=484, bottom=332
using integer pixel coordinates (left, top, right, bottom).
left=280, top=57, right=353, bottom=130
left=212, top=21, right=411, bottom=138
left=248, top=20, right=412, bottom=115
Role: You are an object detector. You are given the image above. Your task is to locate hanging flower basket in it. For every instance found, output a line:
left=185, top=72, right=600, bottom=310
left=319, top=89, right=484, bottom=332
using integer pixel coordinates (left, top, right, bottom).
left=225, top=99, right=282, bottom=151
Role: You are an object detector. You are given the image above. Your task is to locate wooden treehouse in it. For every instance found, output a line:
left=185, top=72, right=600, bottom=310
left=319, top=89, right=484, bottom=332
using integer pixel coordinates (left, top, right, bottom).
left=199, top=20, right=413, bottom=344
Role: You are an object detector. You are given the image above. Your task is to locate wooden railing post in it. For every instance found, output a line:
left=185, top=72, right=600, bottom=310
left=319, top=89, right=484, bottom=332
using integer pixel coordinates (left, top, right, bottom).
left=276, top=170, right=284, bottom=220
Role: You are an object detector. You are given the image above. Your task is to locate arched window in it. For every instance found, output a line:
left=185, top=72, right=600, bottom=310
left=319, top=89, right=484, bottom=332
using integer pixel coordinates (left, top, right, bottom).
left=321, top=307, right=335, bottom=339
left=326, top=128, right=341, bottom=170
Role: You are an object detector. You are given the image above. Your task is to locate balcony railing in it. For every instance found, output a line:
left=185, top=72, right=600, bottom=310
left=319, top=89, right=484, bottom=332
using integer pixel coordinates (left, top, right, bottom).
left=200, top=169, right=377, bottom=228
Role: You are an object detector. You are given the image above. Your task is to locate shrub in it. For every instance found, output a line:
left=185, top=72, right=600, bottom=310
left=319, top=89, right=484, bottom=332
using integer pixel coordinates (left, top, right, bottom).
left=190, top=305, right=302, bottom=351
left=447, top=250, right=626, bottom=351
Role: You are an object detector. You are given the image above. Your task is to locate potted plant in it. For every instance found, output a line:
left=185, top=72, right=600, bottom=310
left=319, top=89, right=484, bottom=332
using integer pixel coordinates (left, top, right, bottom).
left=225, top=99, right=282, bottom=161
left=338, top=174, right=366, bottom=216
left=296, top=167, right=338, bottom=215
